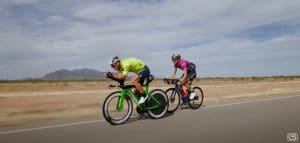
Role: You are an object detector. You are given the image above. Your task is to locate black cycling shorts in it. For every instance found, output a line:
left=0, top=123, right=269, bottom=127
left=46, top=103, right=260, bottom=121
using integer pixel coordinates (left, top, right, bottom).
left=137, top=65, right=150, bottom=85
left=188, top=69, right=196, bottom=84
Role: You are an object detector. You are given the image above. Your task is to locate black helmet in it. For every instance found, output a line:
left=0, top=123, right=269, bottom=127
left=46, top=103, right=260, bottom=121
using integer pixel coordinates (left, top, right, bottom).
left=171, top=54, right=181, bottom=61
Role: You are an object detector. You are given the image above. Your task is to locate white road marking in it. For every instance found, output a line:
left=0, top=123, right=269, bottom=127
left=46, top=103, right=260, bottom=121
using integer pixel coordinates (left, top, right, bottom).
left=203, top=94, right=300, bottom=109
left=0, top=120, right=105, bottom=135
left=0, top=94, right=299, bottom=135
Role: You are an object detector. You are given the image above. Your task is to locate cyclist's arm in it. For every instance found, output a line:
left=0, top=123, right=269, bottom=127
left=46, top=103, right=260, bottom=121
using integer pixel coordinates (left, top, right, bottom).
left=112, top=73, right=126, bottom=81
left=180, top=68, right=188, bottom=83
left=170, top=67, right=177, bottom=79
left=112, top=67, right=128, bottom=81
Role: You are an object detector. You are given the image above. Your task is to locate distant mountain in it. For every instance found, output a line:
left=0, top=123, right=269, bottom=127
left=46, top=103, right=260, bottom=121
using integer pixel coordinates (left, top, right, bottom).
left=42, top=68, right=106, bottom=80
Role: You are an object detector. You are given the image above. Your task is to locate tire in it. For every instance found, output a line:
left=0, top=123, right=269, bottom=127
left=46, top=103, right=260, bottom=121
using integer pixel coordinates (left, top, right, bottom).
left=188, top=87, right=204, bottom=109
left=102, top=91, right=133, bottom=125
left=165, top=88, right=181, bottom=113
left=147, top=89, right=168, bottom=119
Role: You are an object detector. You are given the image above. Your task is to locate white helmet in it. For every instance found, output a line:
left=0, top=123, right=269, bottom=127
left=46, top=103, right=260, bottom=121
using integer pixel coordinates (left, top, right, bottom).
left=109, top=56, right=120, bottom=65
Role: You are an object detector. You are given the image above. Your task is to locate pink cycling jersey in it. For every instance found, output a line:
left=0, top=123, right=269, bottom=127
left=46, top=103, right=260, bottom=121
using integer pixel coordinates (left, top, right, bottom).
left=174, top=59, right=190, bottom=70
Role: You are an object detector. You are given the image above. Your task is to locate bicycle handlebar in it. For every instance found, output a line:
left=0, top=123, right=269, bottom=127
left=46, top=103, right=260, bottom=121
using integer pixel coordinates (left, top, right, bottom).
left=106, top=75, right=125, bottom=83
left=108, top=84, right=117, bottom=89
left=163, top=78, right=180, bottom=85
left=106, top=74, right=125, bottom=89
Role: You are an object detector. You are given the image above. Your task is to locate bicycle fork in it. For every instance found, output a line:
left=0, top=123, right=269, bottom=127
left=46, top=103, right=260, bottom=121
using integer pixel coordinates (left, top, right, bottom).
left=116, top=89, right=129, bottom=111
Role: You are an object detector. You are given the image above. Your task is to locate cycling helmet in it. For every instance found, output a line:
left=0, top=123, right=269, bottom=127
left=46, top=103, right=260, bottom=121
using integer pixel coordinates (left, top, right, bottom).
left=109, top=56, right=120, bottom=65
left=171, top=54, right=181, bottom=61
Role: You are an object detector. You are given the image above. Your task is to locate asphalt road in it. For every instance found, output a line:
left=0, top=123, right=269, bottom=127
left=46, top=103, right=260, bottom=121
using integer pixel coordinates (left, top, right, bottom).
left=0, top=94, right=300, bottom=143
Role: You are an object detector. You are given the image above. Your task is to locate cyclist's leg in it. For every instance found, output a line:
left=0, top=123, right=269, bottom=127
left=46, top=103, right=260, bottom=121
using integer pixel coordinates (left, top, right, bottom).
left=180, top=73, right=188, bottom=86
left=184, top=69, right=196, bottom=93
left=131, top=75, right=144, bottom=94
left=183, top=71, right=195, bottom=92
left=188, top=67, right=196, bottom=83
left=180, top=80, right=188, bottom=95
left=179, top=73, right=189, bottom=105
left=188, top=68, right=196, bottom=92
left=182, top=68, right=196, bottom=103
left=131, top=65, right=150, bottom=94
left=179, top=80, right=189, bottom=106
left=138, top=65, right=150, bottom=86
left=135, top=65, right=150, bottom=104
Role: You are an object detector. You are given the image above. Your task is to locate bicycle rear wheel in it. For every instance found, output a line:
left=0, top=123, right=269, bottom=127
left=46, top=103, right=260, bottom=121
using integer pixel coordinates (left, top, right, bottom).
left=102, top=91, right=133, bottom=125
left=188, top=87, right=204, bottom=109
left=165, top=88, right=180, bottom=113
left=147, top=89, right=168, bottom=119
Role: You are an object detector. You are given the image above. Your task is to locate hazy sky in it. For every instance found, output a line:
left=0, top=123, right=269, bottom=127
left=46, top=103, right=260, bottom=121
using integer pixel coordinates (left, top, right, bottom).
left=1, top=0, right=300, bottom=79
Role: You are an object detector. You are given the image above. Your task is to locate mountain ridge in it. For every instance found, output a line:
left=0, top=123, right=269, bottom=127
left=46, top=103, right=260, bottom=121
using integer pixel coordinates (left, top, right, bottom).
left=42, top=68, right=106, bottom=80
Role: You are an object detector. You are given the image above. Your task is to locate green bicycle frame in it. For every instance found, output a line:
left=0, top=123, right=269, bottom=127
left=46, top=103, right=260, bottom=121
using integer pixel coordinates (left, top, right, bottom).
left=116, top=85, right=161, bottom=111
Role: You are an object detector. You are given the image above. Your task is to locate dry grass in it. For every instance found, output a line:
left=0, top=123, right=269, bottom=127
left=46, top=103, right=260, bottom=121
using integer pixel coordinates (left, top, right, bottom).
left=0, top=76, right=300, bottom=127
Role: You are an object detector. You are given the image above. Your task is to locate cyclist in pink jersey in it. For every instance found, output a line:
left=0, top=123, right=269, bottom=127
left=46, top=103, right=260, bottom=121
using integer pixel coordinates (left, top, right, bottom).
left=170, top=54, right=196, bottom=103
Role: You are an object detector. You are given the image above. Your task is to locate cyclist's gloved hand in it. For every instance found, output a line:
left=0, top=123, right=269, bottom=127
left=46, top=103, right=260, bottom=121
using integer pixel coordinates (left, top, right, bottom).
left=106, top=72, right=113, bottom=78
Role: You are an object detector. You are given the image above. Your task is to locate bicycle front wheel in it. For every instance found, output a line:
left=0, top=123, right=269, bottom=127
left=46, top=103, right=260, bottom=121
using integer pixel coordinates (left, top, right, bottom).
left=188, top=87, right=204, bottom=109
left=102, top=91, right=133, bottom=125
left=165, top=88, right=180, bottom=113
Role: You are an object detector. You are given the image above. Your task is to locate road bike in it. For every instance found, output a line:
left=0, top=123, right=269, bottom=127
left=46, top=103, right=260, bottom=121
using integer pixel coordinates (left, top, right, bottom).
left=163, top=78, right=204, bottom=113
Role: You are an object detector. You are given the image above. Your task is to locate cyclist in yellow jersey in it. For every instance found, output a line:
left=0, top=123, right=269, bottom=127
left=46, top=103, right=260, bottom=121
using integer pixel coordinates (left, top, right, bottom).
left=106, top=56, right=150, bottom=104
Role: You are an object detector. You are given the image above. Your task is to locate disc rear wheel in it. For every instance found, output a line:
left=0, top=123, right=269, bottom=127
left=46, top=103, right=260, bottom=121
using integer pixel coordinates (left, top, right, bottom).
left=147, top=89, right=168, bottom=119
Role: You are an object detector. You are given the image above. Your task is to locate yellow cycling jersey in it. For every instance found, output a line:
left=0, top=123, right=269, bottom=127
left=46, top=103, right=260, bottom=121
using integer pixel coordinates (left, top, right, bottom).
left=119, top=58, right=145, bottom=75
